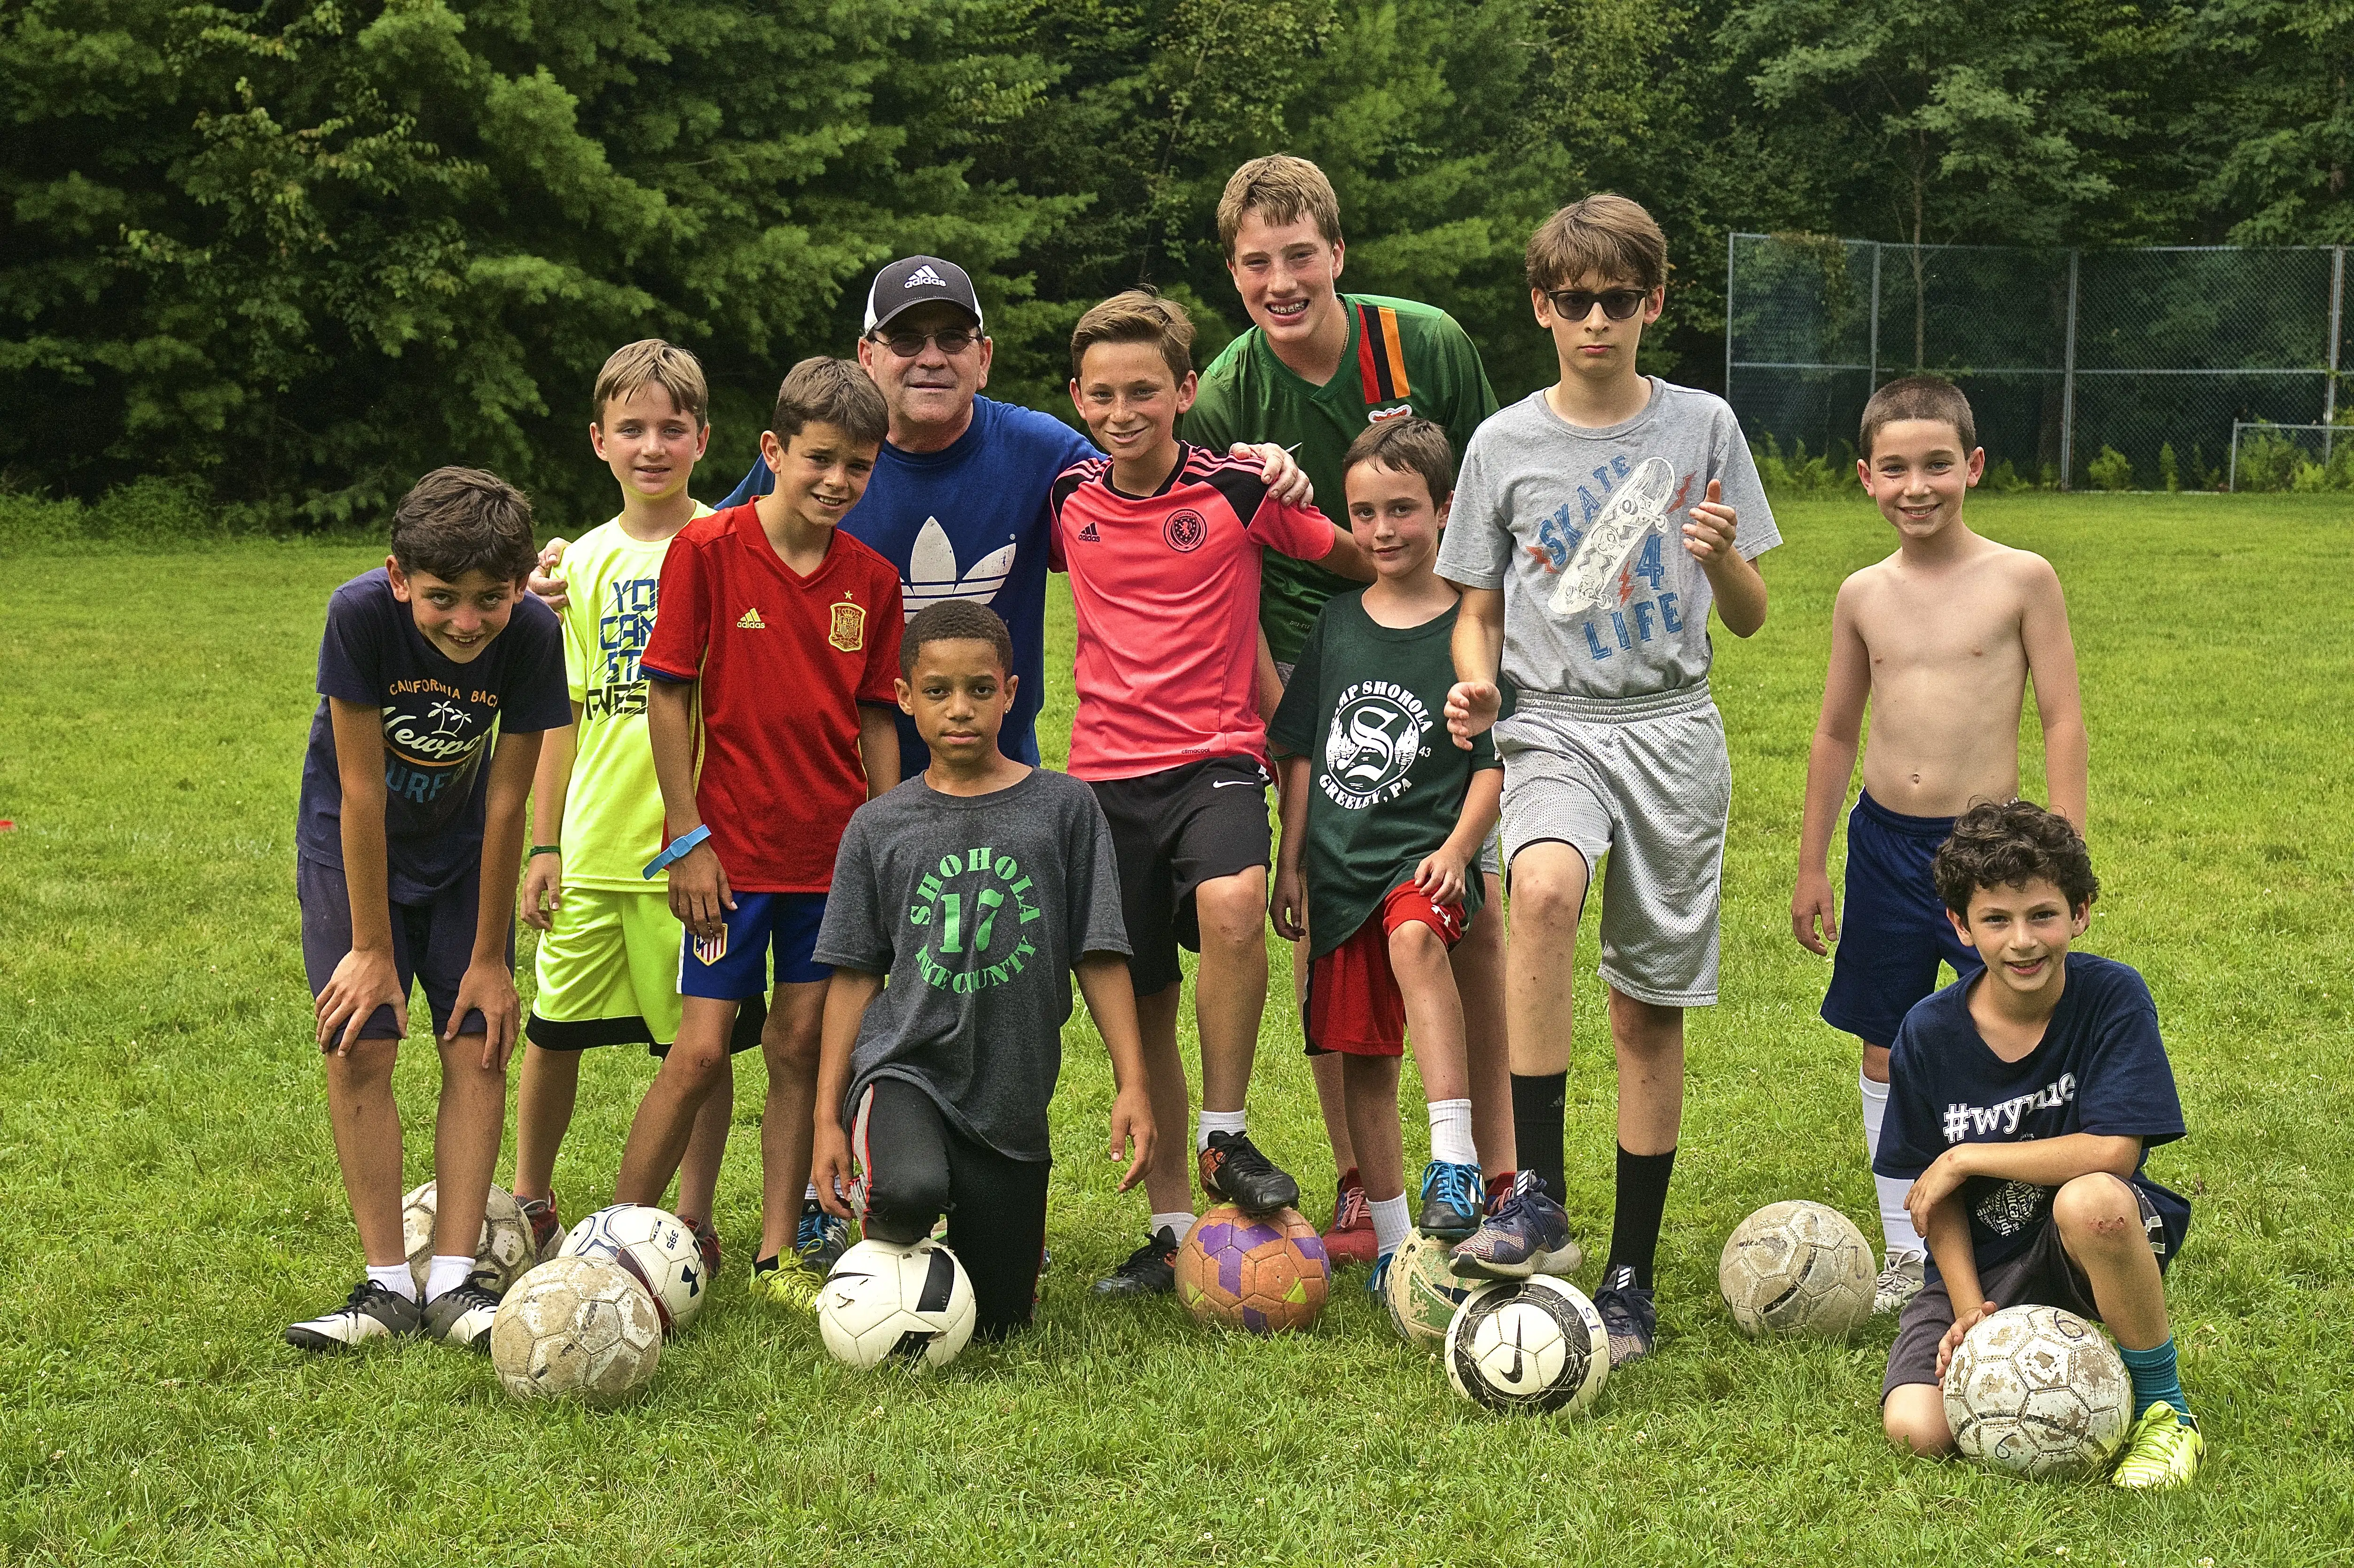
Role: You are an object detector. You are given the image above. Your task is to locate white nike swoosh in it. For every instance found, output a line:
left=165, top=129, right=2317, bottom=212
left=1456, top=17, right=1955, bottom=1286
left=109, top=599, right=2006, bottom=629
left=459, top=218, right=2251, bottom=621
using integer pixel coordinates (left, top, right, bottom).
left=1211, top=779, right=1259, bottom=788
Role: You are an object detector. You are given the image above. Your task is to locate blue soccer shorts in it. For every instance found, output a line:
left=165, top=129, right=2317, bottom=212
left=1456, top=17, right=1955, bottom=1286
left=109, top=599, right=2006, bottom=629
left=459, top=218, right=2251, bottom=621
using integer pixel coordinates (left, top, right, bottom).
left=677, top=890, right=831, bottom=1000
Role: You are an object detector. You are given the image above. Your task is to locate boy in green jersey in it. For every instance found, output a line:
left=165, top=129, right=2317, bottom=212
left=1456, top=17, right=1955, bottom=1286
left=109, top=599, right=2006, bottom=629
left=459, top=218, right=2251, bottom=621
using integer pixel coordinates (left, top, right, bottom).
left=1186, top=155, right=1512, bottom=1265
left=514, top=340, right=754, bottom=1273
left=1269, top=418, right=1507, bottom=1294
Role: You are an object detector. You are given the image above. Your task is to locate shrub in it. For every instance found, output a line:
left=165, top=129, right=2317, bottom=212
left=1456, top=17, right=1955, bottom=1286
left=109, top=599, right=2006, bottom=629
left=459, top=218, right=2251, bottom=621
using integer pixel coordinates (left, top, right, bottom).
left=1750, top=436, right=1860, bottom=497
left=2086, top=446, right=2134, bottom=491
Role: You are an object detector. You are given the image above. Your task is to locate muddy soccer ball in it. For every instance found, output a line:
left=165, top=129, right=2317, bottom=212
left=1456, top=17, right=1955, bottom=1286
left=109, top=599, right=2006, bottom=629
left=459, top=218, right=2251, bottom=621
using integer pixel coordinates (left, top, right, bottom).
left=1943, top=1304, right=2132, bottom=1479
left=490, top=1255, right=663, bottom=1405
left=400, top=1181, right=536, bottom=1295
left=1175, top=1205, right=1330, bottom=1334
left=1718, top=1200, right=1877, bottom=1338
left=1383, top=1228, right=1477, bottom=1349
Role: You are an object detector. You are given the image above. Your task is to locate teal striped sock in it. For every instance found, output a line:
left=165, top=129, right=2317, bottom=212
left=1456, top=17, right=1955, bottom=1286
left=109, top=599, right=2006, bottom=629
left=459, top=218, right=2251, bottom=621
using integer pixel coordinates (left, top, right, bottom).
left=2118, top=1337, right=2189, bottom=1419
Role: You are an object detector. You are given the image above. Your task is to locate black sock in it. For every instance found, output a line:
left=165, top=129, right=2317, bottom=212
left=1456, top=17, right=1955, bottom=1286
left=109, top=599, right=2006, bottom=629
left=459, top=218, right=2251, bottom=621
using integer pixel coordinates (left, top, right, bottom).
left=753, top=1254, right=778, bottom=1274
left=1603, top=1145, right=1677, bottom=1291
left=1510, top=1072, right=1568, bottom=1202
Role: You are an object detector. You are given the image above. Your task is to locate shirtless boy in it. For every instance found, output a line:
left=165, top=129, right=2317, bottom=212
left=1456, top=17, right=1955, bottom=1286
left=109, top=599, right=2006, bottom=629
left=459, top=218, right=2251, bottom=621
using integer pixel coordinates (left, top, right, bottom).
left=1789, top=374, right=2087, bottom=1313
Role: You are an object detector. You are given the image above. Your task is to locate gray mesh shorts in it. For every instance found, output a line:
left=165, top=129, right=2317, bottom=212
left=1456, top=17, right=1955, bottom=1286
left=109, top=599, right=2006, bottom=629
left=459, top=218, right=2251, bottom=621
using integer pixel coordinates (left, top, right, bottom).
left=1494, top=682, right=1731, bottom=1007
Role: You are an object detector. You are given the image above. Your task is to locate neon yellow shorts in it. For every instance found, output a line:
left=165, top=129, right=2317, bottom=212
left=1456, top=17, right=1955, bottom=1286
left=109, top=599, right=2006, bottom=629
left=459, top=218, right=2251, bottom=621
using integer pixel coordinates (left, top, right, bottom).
left=526, top=887, right=768, bottom=1056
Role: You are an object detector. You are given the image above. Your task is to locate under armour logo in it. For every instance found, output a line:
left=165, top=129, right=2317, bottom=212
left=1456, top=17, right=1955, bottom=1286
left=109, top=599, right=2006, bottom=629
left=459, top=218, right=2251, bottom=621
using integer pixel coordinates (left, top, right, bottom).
left=905, top=264, right=947, bottom=289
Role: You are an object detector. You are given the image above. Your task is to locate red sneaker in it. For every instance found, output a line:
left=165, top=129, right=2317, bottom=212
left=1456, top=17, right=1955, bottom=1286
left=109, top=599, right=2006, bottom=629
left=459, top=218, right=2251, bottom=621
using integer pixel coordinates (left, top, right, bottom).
left=687, top=1216, right=722, bottom=1282
left=518, top=1193, right=564, bottom=1262
left=1320, top=1176, right=1377, bottom=1267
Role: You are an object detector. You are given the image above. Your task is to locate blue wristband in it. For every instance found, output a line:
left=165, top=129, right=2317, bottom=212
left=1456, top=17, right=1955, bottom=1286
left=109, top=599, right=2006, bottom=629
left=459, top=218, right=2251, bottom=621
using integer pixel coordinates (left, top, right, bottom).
left=643, top=824, right=712, bottom=880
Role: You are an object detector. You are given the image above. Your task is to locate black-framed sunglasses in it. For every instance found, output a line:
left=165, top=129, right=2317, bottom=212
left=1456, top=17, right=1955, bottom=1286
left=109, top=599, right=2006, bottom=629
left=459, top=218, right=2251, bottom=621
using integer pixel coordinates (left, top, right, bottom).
left=873, top=326, right=980, bottom=358
left=1544, top=287, right=1649, bottom=322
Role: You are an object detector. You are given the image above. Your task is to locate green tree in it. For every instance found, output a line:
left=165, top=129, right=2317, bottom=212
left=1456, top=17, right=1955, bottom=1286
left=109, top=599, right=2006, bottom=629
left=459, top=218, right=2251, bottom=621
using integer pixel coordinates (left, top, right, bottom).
left=2168, top=0, right=2354, bottom=243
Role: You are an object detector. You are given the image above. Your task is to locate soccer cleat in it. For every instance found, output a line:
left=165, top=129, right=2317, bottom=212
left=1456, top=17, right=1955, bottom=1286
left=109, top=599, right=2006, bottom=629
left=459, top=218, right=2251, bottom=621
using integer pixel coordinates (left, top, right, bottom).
left=688, top=1216, right=722, bottom=1282
left=2111, top=1404, right=2203, bottom=1490
left=1417, top=1160, right=1487, bottom=1240
left=747, top=1256, right=823, bottom=1314
left=1321, top=1177, right=1377, bottom=1268
left=1874, top=1250, right=1926, bottom=1315
left=1593, top=1264, right=1657, bottom=1367
left=1449, top=1172, right=1583, bottom=1280
left=518, top=1193, right=564, bottom=1262
left=1198, top=1130, right=1301, bottom=1217
left=420, top=1278, right=502, bottom=1352
left=796, top=1200, right=852, bottom=1275
left=284, top=1279, right=420, bottom=1352
left=1091, top=1226, right=1180, bottom=1296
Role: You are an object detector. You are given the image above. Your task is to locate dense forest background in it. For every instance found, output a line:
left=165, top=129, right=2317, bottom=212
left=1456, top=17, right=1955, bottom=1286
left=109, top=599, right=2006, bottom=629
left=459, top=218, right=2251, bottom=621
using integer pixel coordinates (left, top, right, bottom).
left=4, top=0, right=2348, bottom=526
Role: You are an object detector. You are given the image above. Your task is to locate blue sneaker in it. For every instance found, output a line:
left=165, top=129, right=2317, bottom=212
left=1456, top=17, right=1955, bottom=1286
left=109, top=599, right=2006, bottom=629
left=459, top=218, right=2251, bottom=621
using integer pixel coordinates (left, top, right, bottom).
left=1417, top=1160, right=1486, bottom=1240
left=1593, top=1264, right=1658, bottom=1367
left=795, top=1200, right=852, bottom=1274
left=1448, top=1171, right=1584, bottom=1281
left=1368, top=1249, right=1395, bottom=1298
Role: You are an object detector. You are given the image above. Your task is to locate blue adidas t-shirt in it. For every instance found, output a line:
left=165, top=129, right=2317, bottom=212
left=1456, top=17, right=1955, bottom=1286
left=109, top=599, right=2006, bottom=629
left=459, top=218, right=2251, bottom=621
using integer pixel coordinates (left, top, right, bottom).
left=720, top=396, right=1096, bottom=776
left=1875, top=952, right=2190, bottom=1277
left=297, top=570, right=569, bottom=902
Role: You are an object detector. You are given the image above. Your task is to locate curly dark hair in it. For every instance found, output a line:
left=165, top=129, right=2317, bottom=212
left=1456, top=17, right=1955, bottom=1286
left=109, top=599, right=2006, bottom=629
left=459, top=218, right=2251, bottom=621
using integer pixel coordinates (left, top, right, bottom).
left=389, top=466, right=536, bottom=583
left=901, top=599, right=1014, bottom=678
left=1932, top=800, right=2100, bottom=917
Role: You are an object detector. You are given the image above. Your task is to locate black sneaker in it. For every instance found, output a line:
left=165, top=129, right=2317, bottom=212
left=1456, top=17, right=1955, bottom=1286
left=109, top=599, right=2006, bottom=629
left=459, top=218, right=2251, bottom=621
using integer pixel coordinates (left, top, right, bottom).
left=420, top=1277, right=502, bottom=1352
left=285, top=1279, right=420, bottom=1352
left=1593, top=1263, right=1657, bottom=1367
left=1197, top=1130, right=1300, bottom=1217
left=1091, top=1226, right=1180, bottom=1296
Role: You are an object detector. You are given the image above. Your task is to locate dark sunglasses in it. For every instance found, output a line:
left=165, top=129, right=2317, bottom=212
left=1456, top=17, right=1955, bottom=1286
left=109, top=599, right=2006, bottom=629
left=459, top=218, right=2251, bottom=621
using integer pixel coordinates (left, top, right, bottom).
left=1545, top=288, right=1649, bottom=322
left=874, top=327, right=979, bottom=358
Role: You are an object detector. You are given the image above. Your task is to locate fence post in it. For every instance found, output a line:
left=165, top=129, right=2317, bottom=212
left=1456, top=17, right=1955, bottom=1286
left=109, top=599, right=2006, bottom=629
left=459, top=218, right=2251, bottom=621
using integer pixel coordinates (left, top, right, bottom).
left=2328, top=247, right=2344, bottom=467
left=1724, top=230, right=1736, bottom=401
left=2228, top=422, right=2240, bottom=492
left=2059, top=250, right=2081, bottom=490
left=1868, top=243, right=1881, bottom=389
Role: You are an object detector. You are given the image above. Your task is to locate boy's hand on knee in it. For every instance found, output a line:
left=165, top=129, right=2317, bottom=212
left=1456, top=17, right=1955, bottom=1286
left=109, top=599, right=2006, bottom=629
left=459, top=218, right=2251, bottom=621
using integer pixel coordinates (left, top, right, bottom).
left=667, top=843, right=734, bottom=941
left=1444, top=681, right=1499, bottom=748
left=811, top=1121, right=855, bottom=1218
left=1936, top=1300, right=1998, bottom=1379
left=1270, top=865, right=1308, bottom=942
left=522, top=852, right=564, bottom=932
left=1109, top=1086, right=1155, bottom=1192
left=1790, top=869, right=1839, bottom=955
left=448, top=958, right=521, bottom=1067
left=317, top=949, right=405, bottom=1055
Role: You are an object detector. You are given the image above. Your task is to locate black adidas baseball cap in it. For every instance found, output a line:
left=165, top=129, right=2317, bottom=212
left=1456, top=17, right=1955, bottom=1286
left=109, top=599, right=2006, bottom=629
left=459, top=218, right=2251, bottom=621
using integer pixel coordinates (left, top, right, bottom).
left=863, top=256, right=985, bottom=335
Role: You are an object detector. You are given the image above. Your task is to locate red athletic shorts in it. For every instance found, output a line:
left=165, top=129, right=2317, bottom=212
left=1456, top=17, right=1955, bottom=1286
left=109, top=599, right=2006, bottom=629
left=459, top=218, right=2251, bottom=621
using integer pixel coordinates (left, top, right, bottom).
left=1305, top=882, right=1468, bottom=1057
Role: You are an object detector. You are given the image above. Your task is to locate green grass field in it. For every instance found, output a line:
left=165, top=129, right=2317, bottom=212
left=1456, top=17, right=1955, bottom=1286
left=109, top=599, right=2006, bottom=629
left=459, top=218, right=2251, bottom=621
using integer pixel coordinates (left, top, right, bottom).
left=3, top=494, right=2349, bottom=1565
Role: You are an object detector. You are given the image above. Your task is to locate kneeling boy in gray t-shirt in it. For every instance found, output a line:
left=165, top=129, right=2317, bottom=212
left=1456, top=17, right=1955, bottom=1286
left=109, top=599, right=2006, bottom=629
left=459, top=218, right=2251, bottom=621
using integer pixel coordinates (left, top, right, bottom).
left=810, top=602, right=1157, bottom=1338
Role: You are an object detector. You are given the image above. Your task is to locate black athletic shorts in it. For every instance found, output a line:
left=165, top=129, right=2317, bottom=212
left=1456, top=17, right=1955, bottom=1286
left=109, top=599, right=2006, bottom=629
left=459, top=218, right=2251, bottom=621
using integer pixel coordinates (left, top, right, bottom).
left=849, top=1077, right=1051, bottom=1340
left=1088, top=754, right=1272, bottom=996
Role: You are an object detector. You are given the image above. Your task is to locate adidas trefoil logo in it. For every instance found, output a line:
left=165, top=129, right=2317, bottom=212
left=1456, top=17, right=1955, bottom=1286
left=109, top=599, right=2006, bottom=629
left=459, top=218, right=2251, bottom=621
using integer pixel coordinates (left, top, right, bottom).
left=736, top=607, right=767, bottom=630
left=902, top=517, right=1017, bottom=619
left=1075, top=521, right=1101, bottom=542
left=904, top=265, right=947, bottom=290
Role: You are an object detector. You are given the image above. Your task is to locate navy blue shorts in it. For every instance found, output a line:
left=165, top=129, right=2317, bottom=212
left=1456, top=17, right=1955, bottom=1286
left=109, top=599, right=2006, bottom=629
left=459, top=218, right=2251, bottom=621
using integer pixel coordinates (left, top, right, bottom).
left=297, top=855, right=512, bottom=1041
left=1820, top=792, right=1983, bottom=1047
left=679, top=890, right=831, bottom=1000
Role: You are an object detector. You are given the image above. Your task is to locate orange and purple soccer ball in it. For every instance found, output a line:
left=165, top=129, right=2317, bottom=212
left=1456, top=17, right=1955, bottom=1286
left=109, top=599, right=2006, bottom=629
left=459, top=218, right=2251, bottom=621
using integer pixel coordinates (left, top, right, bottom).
left=1175, top=1204, right=1330, bottom=1334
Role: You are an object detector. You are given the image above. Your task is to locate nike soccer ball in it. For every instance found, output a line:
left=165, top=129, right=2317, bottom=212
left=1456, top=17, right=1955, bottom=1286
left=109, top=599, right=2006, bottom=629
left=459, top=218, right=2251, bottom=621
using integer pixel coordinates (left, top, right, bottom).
left=1383, top=1228, right=1476, bottom=1349
left=400, top=1181, right=536, bottom=1295
left=1944, top=1304, right=2132, bottom=1479
left=1175, top=1205, right=1330, bottom=1335
left=817, top=1239, right=978, bottom=1369
left=557, top=1204, right=708, bottom=1335
left=1445, top=1275, right=1610, bottom=1414
left=1718, top=1200, right=1877, bottom=1338
left=490, top=1255, right=663, bottom=1406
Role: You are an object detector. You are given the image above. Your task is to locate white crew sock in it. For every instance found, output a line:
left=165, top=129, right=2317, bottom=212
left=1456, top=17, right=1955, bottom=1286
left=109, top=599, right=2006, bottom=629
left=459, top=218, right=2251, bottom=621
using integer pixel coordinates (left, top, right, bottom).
left=1149, top=1211, right=1197, bottom=1243
left=1427, top=1098, right=1478, bottom=1167
left=423, top=1254, right=474, bottom=1302
left=1198, top=1108, right=1247, bottom=1152
left=367, top=1263, right=419, bottom=1303
left=804, top=1182, right=821, bottom=1205
left=1369, top=1192, right=1412, bottom=1258
left=1860, top=1072, right=1927, bottom=1259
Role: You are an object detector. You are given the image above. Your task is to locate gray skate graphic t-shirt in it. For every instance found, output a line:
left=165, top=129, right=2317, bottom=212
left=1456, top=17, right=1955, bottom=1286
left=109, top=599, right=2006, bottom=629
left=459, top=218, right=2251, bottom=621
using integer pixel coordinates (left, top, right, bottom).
left=815, top=768, right=1130, bottom=1161
left=1436, top=379, right=1779, bottom=699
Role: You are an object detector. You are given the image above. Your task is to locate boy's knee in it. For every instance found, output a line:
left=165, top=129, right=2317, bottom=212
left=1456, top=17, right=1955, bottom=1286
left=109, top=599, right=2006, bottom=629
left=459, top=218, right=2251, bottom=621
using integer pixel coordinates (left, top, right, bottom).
left=664, top=1042, right=732, bottom=1084
left=763, top=1025, right=822, bottom=1078
left=2052, top=1172, right=2139, bottom=1242
left=436, top=1034, right=506, bottom=1078
left=1192, top=874, right=1268, bottom=949
left=861, top=1169, right=950, bottom=1243
left=323, top=1037, right=400, bottom=1089
left=1883, top=1388, right=1955, bottom=1457
left=1508, top=863, right=1585, bottom=930
left=1388, top=920, right=1447, bottom=971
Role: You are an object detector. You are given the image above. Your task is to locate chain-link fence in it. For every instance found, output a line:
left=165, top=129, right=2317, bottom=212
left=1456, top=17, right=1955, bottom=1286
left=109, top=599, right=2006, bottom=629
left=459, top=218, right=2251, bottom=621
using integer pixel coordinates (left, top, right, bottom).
left=1725, top=235, right=2350, bottom=490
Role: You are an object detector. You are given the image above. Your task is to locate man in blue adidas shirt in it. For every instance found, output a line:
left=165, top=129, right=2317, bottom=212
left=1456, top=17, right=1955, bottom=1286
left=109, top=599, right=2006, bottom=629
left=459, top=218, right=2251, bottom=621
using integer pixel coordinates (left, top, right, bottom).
left=536, top=258, right=1312, bottom=777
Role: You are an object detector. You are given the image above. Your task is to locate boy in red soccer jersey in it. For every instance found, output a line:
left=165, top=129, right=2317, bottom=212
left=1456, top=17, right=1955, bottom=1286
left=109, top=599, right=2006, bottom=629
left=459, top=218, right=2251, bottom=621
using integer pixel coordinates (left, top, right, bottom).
left=620, top=357, right=903, bottom=1310
left=1051, top=289, right=1372, bottom=1295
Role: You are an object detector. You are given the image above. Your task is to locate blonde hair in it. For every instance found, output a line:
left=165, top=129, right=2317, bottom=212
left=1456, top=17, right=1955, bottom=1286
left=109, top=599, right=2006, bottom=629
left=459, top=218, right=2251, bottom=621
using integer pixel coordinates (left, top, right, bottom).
left=1526, top=194, right=1669, bottom=294
left=592, top=339, right=709, bottom=429
left=1069, top=289, right=1196, bottom=385
left=1217, top=155, right=1344, bottom=258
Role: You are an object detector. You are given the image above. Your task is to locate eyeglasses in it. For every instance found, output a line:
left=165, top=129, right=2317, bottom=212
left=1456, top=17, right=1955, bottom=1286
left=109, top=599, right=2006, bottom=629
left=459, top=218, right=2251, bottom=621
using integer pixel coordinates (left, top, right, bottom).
left=1544, top=288, right=1649, bottom=323
left=874, top=327, right=980, bottom=358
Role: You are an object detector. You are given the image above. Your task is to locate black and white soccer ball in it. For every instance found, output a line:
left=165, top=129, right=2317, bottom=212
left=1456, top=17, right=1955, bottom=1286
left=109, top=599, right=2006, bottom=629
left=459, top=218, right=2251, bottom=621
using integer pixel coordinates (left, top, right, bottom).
left=557, top=1203, right=707, bottom=1335
left=817, top=1238, right=977, bottom=1370
left=1943, top=1304, right=2132, bottom=1478
left=1444, top=1275, right=1610, bottom=1413
left=399, top=1181, right=535, bottom=1295
left=1718, top=1199, right=1876, bottom=1338
left=490, top=1255, right=663, bottom=1405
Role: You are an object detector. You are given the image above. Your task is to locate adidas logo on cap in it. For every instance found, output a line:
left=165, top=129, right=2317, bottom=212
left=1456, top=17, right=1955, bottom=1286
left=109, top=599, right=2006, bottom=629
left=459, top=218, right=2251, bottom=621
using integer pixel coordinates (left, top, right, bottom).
left=904, top=264, right=947, bottom=289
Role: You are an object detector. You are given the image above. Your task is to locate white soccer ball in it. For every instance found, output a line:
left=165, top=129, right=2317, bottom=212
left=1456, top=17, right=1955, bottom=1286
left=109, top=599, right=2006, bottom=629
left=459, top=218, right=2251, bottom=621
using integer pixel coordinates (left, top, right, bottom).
left=490, top=1255, right=663, bottom=1405
left=557, top=1204, right=708, bottom=1335
left=1444, top=1275, right=1610, bottom=1414
left=1943, top=1304, right=2132, bottom=1479
left=1718, top=1199, right=1877, bottom=1338
left=400, top=1181, right=535, bottom=1295
left=817, top=1238, right=977, bottom=1370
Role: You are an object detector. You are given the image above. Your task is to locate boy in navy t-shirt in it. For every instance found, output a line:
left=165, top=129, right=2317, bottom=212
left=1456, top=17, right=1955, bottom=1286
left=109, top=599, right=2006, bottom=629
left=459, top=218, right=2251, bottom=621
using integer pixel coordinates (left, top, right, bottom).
left=1876, top=801, right=2200, bottom=1489
left=286, top=468, right=570, bottom=1354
